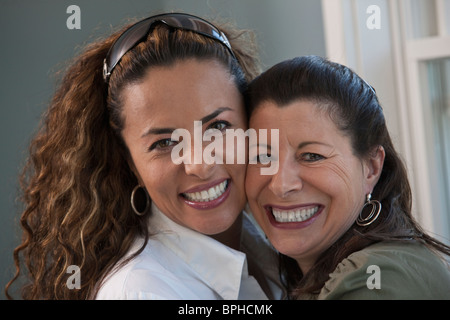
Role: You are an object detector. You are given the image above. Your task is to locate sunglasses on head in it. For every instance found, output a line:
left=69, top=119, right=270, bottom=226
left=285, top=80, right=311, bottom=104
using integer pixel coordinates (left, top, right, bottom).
left=103, top=13, right=237, bottom=82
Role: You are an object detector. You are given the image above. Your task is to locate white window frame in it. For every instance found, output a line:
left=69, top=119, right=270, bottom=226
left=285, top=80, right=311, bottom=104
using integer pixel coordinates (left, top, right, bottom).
left=321, top=0, right=450, bottom=241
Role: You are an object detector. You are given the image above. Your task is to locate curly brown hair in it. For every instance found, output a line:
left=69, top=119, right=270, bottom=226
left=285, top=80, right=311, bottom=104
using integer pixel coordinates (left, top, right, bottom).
left=5, top=15, right=260, bottom=299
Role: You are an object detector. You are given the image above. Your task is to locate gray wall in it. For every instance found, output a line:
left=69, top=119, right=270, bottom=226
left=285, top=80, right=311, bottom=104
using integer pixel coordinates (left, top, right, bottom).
left=0, top=0, right=325, bottom=298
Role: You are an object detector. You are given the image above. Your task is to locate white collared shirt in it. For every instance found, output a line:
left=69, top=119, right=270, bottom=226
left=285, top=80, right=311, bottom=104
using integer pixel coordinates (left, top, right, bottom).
left=95, top=203, right=284, bottom=300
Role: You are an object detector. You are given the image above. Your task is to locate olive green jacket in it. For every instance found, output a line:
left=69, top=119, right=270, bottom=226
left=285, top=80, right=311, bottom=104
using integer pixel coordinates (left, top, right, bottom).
left=315, top=241, right=450, bottom=299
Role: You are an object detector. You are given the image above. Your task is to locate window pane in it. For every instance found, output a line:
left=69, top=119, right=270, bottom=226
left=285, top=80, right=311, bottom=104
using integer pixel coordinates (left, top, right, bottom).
left=408, top=0, right=439, bottom=38
left=445, top=0, right=450, bottom=35
left=421, top=58, right=450, bottom=240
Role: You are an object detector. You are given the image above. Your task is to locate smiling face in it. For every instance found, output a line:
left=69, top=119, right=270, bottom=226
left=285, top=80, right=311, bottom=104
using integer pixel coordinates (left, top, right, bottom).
left=120, top=59, right=247, bottom=235
left=246, top=100, right=383, bottom=273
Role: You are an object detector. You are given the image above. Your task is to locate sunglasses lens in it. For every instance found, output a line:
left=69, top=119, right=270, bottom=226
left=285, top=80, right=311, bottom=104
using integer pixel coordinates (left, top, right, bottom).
left=106, top=20, right=153, bottom=74
left=104, top=14, right=235, bottom=82
left=163, top=15, right=221, bottom=39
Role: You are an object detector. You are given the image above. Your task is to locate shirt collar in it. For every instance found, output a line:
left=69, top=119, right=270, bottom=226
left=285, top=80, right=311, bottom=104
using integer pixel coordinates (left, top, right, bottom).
left=148, top=203, right=256, bottom=300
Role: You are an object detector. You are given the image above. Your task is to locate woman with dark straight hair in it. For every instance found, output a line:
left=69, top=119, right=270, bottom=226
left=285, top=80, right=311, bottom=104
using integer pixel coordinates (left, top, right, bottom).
left=245, top=55, right=450, bottom=299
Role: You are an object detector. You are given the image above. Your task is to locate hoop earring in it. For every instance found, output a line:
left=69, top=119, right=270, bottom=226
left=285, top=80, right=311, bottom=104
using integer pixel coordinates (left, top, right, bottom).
left=131, top=185, right=150, bottom=216
left=356, top=193, right=381, bottom=227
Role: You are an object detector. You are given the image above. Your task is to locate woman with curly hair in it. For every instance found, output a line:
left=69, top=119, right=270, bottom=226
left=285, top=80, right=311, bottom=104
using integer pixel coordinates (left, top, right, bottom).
left=6, top=13, right=283, bottom=300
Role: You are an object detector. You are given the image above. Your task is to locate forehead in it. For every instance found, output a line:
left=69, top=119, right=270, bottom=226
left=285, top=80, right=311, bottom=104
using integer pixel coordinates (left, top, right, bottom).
left=120, top=59, right=243, bottom=128
left=250, top=100, right=328, bottom=127
left=250, top=100, right=346, bottom=144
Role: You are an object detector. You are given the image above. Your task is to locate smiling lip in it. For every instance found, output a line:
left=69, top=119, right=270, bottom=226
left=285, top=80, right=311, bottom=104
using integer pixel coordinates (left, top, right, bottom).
left=264, top=204, right=323, bottom=229
left=180, top=179, right=231, bottom=210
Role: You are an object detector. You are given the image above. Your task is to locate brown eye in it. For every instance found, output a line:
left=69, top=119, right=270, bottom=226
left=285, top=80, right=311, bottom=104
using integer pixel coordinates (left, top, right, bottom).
left=149, top=139, right=176, bottom=151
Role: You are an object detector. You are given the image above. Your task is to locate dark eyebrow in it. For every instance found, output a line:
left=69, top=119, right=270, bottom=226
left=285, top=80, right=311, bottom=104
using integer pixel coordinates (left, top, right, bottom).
left=297, top=141, right=333, bottom=149
left=200, top=107, right=233, bottom=124
left=141, top=107, right=233, bottom=139
left=141, top=127, right=176, bottom=138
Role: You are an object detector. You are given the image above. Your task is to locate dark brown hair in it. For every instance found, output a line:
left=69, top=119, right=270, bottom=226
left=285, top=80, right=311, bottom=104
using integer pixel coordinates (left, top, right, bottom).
left=6, top=15, right=259, bottom=300
left=246, top=55, right=450, bottom=298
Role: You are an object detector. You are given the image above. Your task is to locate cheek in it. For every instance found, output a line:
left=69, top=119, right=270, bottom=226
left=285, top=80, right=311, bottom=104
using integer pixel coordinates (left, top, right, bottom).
left=136, top=159, right=176, bottom=199
left=245, top=167, right=264, bottom=201
left=318, top=166, right=366, bottom=229
left=244, top=167, right=270, bottom=222
left=320, top=157, right=365, bottom=197
left=305, top=160, right=365, bottom=221
left=229, top=163, right=247, bottom=199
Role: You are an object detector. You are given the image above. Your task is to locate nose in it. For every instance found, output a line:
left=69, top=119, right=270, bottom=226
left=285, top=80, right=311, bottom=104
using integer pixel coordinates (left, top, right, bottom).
left=268, top=155, right=303, bottom=198
left=183, top=143, right=215, bottom=180
left=184, top=162, right=216, bottom=179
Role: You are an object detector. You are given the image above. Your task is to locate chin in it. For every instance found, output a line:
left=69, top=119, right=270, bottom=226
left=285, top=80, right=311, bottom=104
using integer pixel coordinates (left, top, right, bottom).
left=268, top=233, right=308, bottom=257
left=200, top=213, right=240, bottom=235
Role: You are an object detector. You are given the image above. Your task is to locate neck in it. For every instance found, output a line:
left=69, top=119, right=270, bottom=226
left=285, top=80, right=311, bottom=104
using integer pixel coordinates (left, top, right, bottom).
left=210, top=214, right=243, bottom=251
left=297, top=262, right=313, bottom=275
left=295, top=254, right=319, bottom=275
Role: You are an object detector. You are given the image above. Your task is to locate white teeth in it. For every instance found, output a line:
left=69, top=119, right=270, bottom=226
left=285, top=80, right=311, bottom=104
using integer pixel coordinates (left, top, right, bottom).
left=183, top=180, right=228, bottom=202
left=272, top=206, right=319, bottom=223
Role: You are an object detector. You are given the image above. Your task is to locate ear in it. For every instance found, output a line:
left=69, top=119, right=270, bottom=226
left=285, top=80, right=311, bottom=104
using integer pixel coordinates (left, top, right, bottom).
left=363, top=145, right=385, bottom=194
